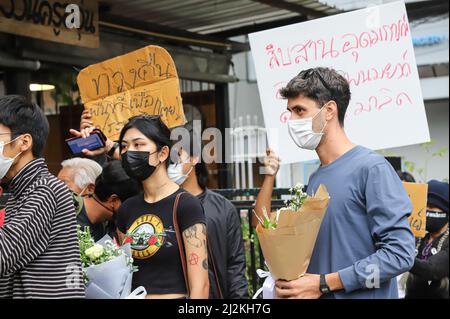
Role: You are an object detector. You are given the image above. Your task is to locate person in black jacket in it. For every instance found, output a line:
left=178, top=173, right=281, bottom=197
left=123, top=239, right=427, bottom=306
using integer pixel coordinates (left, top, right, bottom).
left=168, top=129, right=249, bottom=299
left=406, top=179, right=449, bottom=299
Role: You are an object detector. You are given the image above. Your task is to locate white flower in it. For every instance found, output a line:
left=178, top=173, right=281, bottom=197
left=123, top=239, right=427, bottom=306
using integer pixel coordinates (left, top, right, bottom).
left=85, top=244, right=104, bottom=261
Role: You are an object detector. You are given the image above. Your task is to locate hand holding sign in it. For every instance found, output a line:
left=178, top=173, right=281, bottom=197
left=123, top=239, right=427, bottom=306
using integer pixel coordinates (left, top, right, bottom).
left=77, top=45, right=186, bottom=140
left=80, top=110, right=94, bottom=131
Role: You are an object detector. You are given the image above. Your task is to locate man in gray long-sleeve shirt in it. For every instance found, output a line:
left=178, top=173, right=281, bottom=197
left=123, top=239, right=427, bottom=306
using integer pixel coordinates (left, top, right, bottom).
left=305, top=146, right=415, bottom=298
left=257, top=67, right=415, bottom=299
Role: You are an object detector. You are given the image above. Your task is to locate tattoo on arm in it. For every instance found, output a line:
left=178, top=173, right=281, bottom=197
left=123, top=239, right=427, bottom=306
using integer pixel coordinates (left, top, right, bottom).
left=184, top=224, right=206, bottom=249
left=188, top=253, right=200, bottom=266
left=184, top=224, right=209, bottom=271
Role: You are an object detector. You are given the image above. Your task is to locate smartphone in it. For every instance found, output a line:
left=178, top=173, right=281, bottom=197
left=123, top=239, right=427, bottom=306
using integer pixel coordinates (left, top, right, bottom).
left=66, top=129, right=106, bottom=155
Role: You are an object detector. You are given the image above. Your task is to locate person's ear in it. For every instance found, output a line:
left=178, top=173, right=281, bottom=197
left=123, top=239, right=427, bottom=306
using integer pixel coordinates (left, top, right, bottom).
left=158, top=145, right=170, bottom=164
left=325, top=101, right=338, bottom=122
left=191, top=155, right=200, bottom=166
left=86, top=183, right=96, bottom=195
left=109, top=194, right=122, bottom=211
left=18, top=134, right=33, bottom=153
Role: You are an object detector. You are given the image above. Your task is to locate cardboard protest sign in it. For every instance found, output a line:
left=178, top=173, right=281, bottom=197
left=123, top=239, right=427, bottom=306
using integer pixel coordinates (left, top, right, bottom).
left=249, top=1, right=430, bottom=164
left=77, top=45, right=185, bottom=140
left=403, top=182, right=428, bottom=238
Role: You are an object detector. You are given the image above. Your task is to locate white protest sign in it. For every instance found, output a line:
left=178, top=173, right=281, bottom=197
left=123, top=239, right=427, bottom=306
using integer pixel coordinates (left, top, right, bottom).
left=249, top=1, right=430, bottom=164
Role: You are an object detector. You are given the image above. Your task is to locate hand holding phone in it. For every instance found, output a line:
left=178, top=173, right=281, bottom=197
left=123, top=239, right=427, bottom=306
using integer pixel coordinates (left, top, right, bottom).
left=66, top=128, right=107, bottom=156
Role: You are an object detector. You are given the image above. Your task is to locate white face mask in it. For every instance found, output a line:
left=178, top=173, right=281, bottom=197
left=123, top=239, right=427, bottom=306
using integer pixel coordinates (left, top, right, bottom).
left=0, top=136, right=22, bottom=180
left=168, top=163, right=193, bottom=186
left=287, top=106, right=327, bottom=150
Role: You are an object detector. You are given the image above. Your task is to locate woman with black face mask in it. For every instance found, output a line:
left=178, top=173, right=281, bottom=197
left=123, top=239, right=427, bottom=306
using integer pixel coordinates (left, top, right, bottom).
left=406, top=180, right=449, bottom=299
left=116, top=115, right=209, bottom=299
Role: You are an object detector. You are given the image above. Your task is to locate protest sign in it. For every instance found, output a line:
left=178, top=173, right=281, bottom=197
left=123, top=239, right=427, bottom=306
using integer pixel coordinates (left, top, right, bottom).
left=403, top=182, right=428, bottom=238
left=249, top=1, right=430, bottom=164
left=77, top=45, right=185, bottom=140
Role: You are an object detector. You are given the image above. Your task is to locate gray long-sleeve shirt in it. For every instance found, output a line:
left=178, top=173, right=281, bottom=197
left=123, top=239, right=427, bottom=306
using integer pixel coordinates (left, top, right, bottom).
left=307, top=146, right=415, bottom=299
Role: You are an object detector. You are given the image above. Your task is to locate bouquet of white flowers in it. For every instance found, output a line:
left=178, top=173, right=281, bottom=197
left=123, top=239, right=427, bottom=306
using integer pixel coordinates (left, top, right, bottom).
left=253, top=184, right=330, bottom=299
left=285, top=183, right=309, bottom=212
left=78, top=227, right=145, bottom=299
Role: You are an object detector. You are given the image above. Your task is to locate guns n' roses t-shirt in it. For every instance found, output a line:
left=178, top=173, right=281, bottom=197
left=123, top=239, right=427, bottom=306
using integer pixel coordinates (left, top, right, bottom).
left=116, top=188, right=205, bottom=295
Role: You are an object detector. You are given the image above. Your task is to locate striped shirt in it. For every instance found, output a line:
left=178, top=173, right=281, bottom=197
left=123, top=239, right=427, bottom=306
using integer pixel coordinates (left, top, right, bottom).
left=0, top=158, right=85, bottom=299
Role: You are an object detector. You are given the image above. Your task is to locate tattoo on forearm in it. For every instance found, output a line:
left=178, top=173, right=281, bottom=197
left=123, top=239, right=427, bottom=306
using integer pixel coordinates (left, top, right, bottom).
left=202, top=258, right=208, bottom=270
left=184, top=224, right=209, bottom=272
left=188, top=253, right=200, bottom=266
left=184, top=224, right=206, bottom=249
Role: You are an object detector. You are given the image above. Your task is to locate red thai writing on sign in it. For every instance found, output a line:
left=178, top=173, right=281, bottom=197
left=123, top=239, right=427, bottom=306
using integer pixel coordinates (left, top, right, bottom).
left=264, top=14, right=410, bottom=69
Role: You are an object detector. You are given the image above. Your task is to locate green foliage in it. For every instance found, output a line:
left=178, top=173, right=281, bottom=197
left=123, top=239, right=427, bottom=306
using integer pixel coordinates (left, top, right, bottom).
left=377, top=140, right=448, bottom=182
left=49, top=71, right=81, bottom=107
left=403, top=141, right=449, bottom=182
left=241, top=216, right=265, bottom=297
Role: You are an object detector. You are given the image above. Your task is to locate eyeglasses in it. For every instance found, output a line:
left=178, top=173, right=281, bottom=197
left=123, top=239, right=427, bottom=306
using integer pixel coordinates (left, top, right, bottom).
left=300, top=68, right=335, bottom=97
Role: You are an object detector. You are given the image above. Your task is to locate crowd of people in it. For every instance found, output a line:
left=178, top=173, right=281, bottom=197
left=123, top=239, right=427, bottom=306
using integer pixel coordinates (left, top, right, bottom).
left=0, top=96, right=248, bottom=299
left=0, top=67, right=448, bottom=299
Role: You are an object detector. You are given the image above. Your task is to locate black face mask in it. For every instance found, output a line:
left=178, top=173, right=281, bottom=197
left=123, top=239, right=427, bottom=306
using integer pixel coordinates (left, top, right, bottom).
left=121, top=150, right=159, bottom=181
left=426, top=210, right=449, bottom=233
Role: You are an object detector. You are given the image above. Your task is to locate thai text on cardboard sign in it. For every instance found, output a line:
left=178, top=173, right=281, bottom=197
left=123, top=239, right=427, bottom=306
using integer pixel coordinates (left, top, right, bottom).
left=403, top=182, right=428, bottom=238
left=77, top=45, right=185, bottom=140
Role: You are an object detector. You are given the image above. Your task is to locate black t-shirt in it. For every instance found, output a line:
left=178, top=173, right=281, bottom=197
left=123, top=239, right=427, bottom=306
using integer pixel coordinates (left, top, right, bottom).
left=116, top=188, right=205, bottom=295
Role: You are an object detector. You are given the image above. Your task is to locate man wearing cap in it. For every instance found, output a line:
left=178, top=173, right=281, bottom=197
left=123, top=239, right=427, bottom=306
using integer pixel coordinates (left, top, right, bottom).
left=406, top=180, right=449, bottom=299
